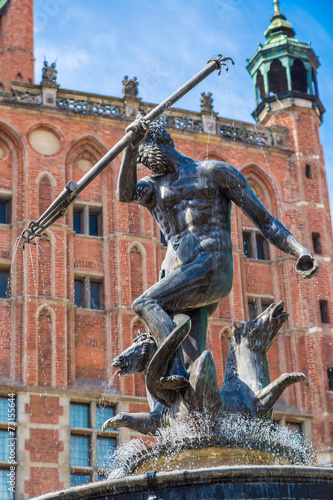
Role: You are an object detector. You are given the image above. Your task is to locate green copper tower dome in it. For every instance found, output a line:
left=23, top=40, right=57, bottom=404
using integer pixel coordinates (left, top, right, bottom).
left=247, top=0, right=325, bottom=124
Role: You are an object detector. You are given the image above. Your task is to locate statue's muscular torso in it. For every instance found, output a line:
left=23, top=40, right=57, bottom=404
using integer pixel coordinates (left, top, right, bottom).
left=139, top=160, right=233, bottom=277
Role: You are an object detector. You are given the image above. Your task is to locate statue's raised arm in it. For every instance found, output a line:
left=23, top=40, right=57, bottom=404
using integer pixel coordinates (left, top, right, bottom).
left=116, top=117, right=154, bottom=206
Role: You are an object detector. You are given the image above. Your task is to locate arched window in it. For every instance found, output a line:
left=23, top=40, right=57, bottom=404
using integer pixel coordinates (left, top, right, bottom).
left=37, top=307, right=53, bottom=387
left=240, top=165, right=281, bottom=262
left=312, top=68, right=318, bottom=96
left=129, top=244, right=144, bottom=303
left=132, top=319, right=146, bottom=397
left=256, top=70, right=265, bottom=100
left=291, top=59, right=307, bottom=93
left=268, top=59, right=288, bottom=95
left=15, top=73, right=23, bottom=82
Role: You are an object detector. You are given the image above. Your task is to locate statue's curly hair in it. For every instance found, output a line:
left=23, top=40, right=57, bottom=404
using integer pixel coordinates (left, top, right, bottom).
left=145, top=121, right=175, bottom=148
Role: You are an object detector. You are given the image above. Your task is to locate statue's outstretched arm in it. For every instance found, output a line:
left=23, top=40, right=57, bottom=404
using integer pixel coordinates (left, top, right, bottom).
left=215, top=163, right=318, bottom=279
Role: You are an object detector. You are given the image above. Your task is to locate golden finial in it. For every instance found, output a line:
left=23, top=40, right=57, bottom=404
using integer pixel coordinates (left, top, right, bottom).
left=274, top=0, right=281, bottom=13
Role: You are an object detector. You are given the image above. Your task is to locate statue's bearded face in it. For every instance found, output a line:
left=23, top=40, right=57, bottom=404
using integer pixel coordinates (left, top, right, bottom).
left=138, top=141, right=173, bottom=174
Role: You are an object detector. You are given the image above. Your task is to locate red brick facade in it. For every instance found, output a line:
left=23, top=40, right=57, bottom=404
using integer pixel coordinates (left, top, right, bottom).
left=0, top=1, right=332, bottom=498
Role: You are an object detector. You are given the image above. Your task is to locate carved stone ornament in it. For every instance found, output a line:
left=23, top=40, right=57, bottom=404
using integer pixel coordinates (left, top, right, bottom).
left=41, top=60, right=58, bottom=84
left=200, top=91, right=214, bottom=113
left=122, top=76, right=139, bottom=98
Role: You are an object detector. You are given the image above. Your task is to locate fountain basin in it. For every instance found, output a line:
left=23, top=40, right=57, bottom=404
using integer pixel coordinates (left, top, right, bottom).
left=133, top=445, right=291, bottom=474
left=33, top=465, right=333, bottom=500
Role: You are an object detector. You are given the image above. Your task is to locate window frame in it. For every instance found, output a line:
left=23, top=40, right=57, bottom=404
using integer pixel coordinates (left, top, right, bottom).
left=327, top=368, right=333, bottom=392
left=74, top=275, right=103, bottom=311
left=274, top=412, right=312, bottom=441
left=73, top=203, right=102, bottom=237
left=319, top=300, right=330, bottom=324
left=70, top=400, right=118, bottom=483
left=0, top=268, right=10, bottom=299
left=312, top=232, right=322, bottom=255
left=243, top=229, right=269, bottom=261
left=0, top=192, right=11, bottom=226
left=248, top=296, right=274, bottom=321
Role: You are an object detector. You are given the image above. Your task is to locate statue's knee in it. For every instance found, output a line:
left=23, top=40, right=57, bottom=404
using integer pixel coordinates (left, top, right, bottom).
left=132, top=294, right=159, bottom=315
left=132, top=296, right=145, bottom=315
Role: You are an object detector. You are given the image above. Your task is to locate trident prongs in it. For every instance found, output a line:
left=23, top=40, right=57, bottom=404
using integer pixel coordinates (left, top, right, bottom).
left=207, top=55, right=235, bottom=75
left=20, top=220, right=47, bottom=249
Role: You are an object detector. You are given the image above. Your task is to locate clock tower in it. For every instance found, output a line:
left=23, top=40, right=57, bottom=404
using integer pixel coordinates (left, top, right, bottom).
left=0, top=0, right=34, bottom=92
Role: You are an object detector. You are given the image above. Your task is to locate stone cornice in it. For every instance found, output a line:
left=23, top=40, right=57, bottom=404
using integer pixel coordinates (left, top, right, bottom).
left=0, top=82, right=289, bottom=151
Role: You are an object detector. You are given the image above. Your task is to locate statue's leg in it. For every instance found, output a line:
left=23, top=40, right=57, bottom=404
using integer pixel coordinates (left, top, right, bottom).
left=182, top=303, right=219, bottom=368
left=132, top=254, right=231, bottom=387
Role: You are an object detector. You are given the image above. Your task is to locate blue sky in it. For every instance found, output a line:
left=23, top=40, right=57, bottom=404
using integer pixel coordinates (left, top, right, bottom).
left=34, top=0, right=333, bottom=216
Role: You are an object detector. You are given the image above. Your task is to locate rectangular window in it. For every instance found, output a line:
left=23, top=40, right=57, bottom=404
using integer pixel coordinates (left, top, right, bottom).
left=74, top=277, right=103, bottom=310
left=97, top=437, right=115, bottom=468
left=70, top=403, right=90, bottom=428
left=70, top=402, right=117, bottom=484
left=0, top=469, right=13, bottom=500
left=89, top=212, right=100, bottom=237
left=0, top=430, right=12, bottom=462
left=74, top=279, right=85, bottom=308
left=96, top=406, right=115, bottom=431
left=90, top=282, right=101, bottom=310
left=248, top=300, right=256, bottom=321
left=261, top=300, right=273, bottom=312
left=285, top=421, right=303, bottom=435
left=70, top=435, right=90, bottom=467
left=243, top=230, right=269, bottom=260
left=0, top=271, right=9, bottom=299
left=71, top=474, right=91, bottom=487
left=305, top=164, right=312, bottom=179
left=0, top=200, right=10, bottom=224
left=248, top=297, right=274, bottom=321
left=256, top=234, right=267, bottom=260
left=327, top=368, right=333, bottom=392
left=73, top=209, right=83, bottom=234
left=312, top=233, right=322, bottom=255
left=319, top=300, right=330, bottom=324
left=243, top=232, right=252, bottom=258
left=0, top=397, right=14, bottom=422
left=73, top=205, right=102, bottom=236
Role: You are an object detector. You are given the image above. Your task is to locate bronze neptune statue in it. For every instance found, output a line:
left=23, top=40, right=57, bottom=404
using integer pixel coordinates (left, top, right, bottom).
left=103, top=118, right=318, bottom=434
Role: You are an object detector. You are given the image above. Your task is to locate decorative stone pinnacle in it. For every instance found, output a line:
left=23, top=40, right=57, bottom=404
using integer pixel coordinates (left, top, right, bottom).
left=273, top=0, right=280, bottom=14
left=122, top=76, right=139, bottom=98
left=200, top=92, right=214, bottom=113
left=41, top=60, right=58, bottom=85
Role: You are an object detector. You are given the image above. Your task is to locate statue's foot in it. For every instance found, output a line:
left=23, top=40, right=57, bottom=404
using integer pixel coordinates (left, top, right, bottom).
left=160, top=374, right=189, bottom=390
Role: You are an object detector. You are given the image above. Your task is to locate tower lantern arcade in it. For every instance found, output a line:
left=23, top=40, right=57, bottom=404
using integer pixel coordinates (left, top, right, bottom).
left=247, top=0, right=325, bottom=124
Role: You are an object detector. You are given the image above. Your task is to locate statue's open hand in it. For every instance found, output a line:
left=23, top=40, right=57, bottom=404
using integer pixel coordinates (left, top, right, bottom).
left=296, top=253, right=319, bottom=279
left=126, top=114, right=150, bottom=146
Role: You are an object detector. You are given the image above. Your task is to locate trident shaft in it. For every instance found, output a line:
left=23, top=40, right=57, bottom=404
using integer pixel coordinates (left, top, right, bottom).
left=20, top=55, right=234, bottom=248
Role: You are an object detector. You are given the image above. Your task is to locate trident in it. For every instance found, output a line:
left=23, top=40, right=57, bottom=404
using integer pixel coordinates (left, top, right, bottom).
left=20, top=55, right=234, bottom=248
